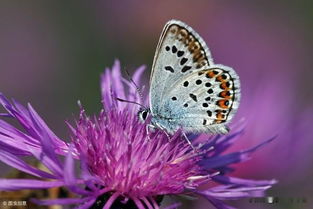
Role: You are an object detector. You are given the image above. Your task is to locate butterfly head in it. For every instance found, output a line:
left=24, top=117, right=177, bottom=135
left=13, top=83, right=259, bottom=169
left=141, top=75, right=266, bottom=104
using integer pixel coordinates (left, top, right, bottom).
left=138, top=108, right=150, bottom=122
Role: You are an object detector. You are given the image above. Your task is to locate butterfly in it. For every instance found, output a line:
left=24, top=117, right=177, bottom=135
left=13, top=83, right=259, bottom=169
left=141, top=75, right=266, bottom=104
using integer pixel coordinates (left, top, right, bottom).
left=138, top=20, right=240, bottom=135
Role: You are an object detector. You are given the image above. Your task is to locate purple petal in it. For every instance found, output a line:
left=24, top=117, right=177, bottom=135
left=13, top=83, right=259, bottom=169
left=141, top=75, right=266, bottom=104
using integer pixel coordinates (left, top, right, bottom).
left=197, top=181, right=275, bottom=203
left=0, top=150, right=56, bottom=179
left=0, top=118, right=39, bottom=147
left=111, top=60, right=126, bottom=99
left=64, top=144, right=93, bottom=195
left=149, top=197, right=160, bottom=209
left=198, top=129, right=244, bottom=153
left=101, top=60, right=127, bottom=110
left=0, top=94, right=68, bottom=157
left=0, top=113, right=12, bottom=117
left=212, top=176, right=277, bottom=187
left=100, top=69, right=112, bottom=109
left=213, top=129, right=245, bottom=156
left=27, top=104, right=68, bottom=151
left=199, top=186, right=270, bottom=200
left=0, top=135, right=32, bottom=155
left=0, top=93, right=14, bottom=113
left=64, top=144, right=75, bottom=184
left=27, top=106, right=64, bottom=175
left=141, top=197, right=154, bottom=209
left=133, top=198, right=145, bottom=209
left=244, top=135, right=276, bottom=153
left=132, top=65, right=146, bottom=85
left=0, top=179, right=64, bottom=190
left=28, top=145, right=63, bottom=178
left=200, top=137, right=276, bottom=170
left=127, top=65, right=146, bottom=103
left=0, top=95, right=38, bottom=136
left=199, top=152, right=249, bottom=170
left=103, top=192, right=120, bottom=209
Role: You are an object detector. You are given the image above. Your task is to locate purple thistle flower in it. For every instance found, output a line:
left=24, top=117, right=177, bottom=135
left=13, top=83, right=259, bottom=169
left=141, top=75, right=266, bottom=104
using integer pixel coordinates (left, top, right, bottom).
left=0, top=60, right=276, bottom=209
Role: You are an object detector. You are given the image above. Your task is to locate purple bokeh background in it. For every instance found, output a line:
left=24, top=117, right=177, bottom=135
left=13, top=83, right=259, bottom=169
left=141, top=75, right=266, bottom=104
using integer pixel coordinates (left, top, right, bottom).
left=0, top=1, right=312, bottom=208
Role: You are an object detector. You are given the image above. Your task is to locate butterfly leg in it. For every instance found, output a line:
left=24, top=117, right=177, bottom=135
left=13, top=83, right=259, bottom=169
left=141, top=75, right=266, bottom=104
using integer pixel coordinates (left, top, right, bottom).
left=145, top=124, right=157, bottom=141
left=182, top=132, right=196, bottom=151
left=154, top=122, right=172, bottom=141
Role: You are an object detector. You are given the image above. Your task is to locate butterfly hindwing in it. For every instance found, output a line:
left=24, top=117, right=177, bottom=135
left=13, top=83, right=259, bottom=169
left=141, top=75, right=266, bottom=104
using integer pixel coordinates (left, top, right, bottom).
left=160, top=66, right=240, bottom=134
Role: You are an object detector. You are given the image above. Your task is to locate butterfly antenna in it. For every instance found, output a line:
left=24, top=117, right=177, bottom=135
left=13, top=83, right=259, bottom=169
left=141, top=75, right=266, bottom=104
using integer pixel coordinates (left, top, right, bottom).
left=116, top=97, right=146, bottom=109
left=124, top=68, right=145, bottom=104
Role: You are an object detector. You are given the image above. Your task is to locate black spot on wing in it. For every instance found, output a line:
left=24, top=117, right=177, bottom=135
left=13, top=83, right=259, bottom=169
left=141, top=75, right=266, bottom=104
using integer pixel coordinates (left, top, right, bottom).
left=172, top=45, right=177, bottom=53
left=205, top=82, right=211, bottom=87
left=181, top=66, right=192, bottom=73
left=180, top=58, right=188, bottom=65
left=164, top=66, right=174, bottom=73
left=189, top=93, right=197, bottom=102
left=177, top=51, right=184, bottom=57
left=183, top=81, right=189, bottom=87
left=196, top=80, right=202, bottom=85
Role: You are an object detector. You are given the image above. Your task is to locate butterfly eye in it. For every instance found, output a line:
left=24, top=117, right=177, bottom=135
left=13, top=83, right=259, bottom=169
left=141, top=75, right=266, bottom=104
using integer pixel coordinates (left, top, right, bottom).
left=138, top=109, right=149, bottom=122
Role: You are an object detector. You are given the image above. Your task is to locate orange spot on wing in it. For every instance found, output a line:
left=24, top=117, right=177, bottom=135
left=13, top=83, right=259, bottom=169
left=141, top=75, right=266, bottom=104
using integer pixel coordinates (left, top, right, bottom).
left=216, top=75, right=224, bottom=82
left=220, top=91, right=231, bottom=99
left=215, top=111, right=225, bottom=123
left=217, top=99, right=230, bottom=109
left=220, top=82, right=230, bottom=90
left=206, top=71, right=215, bottom=78
left=217, top=112, right=224, bottom=119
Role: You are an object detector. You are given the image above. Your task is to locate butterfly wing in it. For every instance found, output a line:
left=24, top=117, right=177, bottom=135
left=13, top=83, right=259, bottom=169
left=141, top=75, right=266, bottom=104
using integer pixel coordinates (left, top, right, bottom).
left=150, top=19, right=213, bottom=116
left=149, top=20, right=240, bottom=134
left=159, top=65, right=240, bottom=134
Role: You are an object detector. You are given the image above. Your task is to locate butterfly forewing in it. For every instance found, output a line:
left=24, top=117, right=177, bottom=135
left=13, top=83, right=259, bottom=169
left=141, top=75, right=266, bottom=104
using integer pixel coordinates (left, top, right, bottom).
left=150, top=20, right=212, bottom=115
left=149, top=20, right=240, bottom=134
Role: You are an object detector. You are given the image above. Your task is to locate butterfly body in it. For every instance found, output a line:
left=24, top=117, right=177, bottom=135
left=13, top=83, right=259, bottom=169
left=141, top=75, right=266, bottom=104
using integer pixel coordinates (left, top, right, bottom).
left=139, top=20, right=240, bottom=135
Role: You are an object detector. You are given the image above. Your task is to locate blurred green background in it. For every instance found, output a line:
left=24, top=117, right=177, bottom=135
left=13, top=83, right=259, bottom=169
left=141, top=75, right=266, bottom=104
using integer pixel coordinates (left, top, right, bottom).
left=0, top=1, right=313, bottom=208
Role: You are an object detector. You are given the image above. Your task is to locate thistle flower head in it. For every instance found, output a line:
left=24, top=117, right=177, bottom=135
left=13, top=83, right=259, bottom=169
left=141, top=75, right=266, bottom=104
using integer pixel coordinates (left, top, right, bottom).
left=73, top=109, right=201, bottom=197
left=0, top=60, right=276, bottom=209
